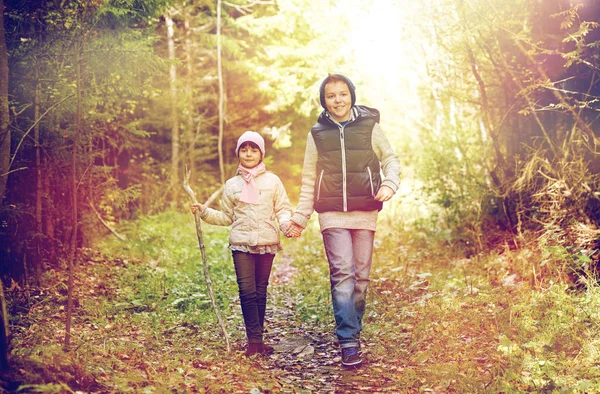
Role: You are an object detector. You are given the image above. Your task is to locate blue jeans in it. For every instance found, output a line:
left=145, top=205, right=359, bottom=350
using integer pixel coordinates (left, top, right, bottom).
left=232, top=251, right=274, bottom=344
left=322, top=228, right=375, bottom=348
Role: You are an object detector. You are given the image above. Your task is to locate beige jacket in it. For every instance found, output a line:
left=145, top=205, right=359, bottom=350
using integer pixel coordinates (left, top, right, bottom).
left=200, top=169, right=292, bottom=247
left=291, top=120, right=401, bottom=232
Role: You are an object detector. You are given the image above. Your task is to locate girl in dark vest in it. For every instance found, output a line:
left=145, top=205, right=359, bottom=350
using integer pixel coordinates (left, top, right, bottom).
left=286, top=74, right=401, bottom=367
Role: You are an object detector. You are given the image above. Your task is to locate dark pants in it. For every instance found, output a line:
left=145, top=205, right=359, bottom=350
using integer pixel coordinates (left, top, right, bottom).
left=232, top=251, right=275, bottom=344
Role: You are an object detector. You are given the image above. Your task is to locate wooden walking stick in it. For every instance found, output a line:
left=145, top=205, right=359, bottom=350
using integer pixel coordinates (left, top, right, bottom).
left=183, top=167, right=230, bottom=353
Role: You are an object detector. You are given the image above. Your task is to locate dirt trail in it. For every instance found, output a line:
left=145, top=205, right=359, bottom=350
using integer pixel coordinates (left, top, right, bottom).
left=3, top=249, right=413, bottom=393
left=256, top=255, right=402, bottom=393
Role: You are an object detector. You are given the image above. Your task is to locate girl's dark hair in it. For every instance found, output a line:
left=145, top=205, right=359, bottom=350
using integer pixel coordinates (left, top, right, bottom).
left=237, top=141, right=262, bottom=159
left=238, top=141, right=260, bottom=152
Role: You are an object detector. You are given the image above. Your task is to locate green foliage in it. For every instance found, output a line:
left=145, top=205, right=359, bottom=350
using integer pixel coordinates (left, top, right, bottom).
left=408, top=0, right=600, bottom=255
left=492, top=284, right=600, bottom=391
left=415, top=119, right=489, bottom=249
left=17, top=383, right=75, bottom=393
left=100, top=209, right=239, bottom=315
left=96, top=0, right=170, bottom=22
left=3, top=0, right=175, bottom=277
left=6, top=207, right=600, bottom=392
left=4, top=0, right=600, bottom=387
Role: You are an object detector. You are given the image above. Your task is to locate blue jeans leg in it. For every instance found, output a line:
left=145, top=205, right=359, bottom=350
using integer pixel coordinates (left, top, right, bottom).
left=322, top=228, right=374, bottom=347
left=232, top=251, right=274, bottom=344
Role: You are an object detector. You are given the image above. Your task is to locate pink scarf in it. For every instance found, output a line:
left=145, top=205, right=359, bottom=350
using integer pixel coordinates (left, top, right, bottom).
left=238, top=162, right=265, bottom=204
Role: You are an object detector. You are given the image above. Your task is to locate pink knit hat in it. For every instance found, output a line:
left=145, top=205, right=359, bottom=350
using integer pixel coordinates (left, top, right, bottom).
left=235, top=131, right=265, bottom=157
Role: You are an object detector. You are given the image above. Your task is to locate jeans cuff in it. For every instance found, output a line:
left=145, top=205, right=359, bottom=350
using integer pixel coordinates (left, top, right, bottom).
left=339, top=340, right=360, bottom=349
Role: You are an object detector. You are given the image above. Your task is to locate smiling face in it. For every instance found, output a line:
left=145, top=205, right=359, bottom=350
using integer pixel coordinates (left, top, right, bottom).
left=324, top=80, right=352, bottom=122
left=238, top=142, right=262, bottom=169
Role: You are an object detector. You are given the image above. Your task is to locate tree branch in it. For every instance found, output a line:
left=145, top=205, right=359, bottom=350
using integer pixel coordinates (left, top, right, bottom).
left=89, top=201, right=127, bottom=242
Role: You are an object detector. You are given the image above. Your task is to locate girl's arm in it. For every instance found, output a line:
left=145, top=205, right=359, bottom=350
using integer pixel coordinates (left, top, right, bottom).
left=200, top=185, right=235, bottom=226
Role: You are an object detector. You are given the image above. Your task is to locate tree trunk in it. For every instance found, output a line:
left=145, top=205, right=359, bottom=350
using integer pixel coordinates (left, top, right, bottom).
left=43, top=155, right=56, bottom=264
left=0, top=0, right=10, bottom=201
left=34, top=68, right=42, bottom=283
left=0, top=0, right=11, bottom=369
left=216, top=0, right=225, bottom=185
left=184, top=15, right=195, bottom=174
left=65, top=47, right=81, bottom=350
left=166, top=13, right=180, bottom=203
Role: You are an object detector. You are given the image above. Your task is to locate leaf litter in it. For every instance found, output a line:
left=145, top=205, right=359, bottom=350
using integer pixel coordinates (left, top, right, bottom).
left=3, top=239, right=544, bottom=393
left=2, top=248, right=412, bottom=393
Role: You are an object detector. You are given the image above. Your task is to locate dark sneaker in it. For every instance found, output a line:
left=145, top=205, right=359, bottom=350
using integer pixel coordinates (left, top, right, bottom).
left=341, top=346, right=362, bottom=367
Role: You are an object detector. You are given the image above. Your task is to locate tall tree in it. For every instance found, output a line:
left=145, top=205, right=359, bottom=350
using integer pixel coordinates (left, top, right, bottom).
left=65, top=33, right=83, bottom=351
left=216, top=0, right=225, bottom=185
left=0, top=0, right=11, bottom=369
left=166, top=11, right=180, bottom=202
left=33, top=64, right=42, bottom=281
left=183, top=13, right=195, bottom=173
left=0, top=0, right=9, bottom=201
left=2, top=0, right=172, bottom=282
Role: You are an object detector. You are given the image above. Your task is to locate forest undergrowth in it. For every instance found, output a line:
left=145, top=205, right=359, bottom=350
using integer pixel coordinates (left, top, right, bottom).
left=3, top=210, right=600, bottom=393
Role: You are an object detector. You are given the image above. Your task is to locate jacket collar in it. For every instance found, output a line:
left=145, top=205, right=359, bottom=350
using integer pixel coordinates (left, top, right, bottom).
left=319, top=106, right=357, bottom=126
left=318, top=105, right=379, bottom=126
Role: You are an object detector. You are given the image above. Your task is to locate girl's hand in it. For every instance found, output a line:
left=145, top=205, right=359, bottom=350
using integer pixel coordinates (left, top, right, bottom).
left=374, top=185, right=394, bottom=202
left=285, top=222, right=303, bottom=238
left=191, top=203, right=205, bottom=214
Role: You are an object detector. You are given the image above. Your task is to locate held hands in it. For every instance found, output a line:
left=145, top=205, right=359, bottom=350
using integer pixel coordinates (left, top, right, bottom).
left=374, top=185, right=394, bottom=202
left=285, top=222, right=303, bottom=238
left=283, top=187, right=392, bottom=239
left=190, top=202, right=205, bottom=214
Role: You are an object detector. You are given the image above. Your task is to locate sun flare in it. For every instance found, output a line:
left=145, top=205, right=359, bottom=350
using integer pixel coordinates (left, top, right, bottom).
left=344, top=0, right=428, bottom=139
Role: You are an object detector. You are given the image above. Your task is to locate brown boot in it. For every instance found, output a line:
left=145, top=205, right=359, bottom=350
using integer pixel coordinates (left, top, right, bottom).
left=258, top=343, right=274, bottom=355
left=244, top=343, right=261, bottom=357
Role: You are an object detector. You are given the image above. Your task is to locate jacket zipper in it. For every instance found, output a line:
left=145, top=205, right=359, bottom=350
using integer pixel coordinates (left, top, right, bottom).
left=316, top=169, right=324, bottom=201
left=367, top=167, right=374, bottom=196
left=340, top=125, right=347, bottom=211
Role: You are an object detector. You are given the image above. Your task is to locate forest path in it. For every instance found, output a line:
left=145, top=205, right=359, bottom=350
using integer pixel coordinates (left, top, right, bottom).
left=255, top=254, right=404, bottom=393
left=3, top=237, right=500, bottom=393
left=2, top=247, right=410, bottom=394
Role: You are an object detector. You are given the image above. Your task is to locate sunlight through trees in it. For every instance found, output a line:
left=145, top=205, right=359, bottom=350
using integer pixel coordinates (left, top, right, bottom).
left=1, top=0, right=599, bottom=388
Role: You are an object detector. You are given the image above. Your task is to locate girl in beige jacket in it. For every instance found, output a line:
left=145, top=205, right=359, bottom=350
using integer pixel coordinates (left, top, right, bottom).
left=191, top=131, right=292, bottom=357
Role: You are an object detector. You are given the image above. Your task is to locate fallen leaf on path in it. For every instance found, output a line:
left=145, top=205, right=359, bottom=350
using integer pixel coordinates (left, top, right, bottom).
left=296, top=344, right=314, bottom=358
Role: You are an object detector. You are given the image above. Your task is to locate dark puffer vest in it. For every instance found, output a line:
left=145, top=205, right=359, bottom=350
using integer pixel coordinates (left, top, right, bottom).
left=311, top=105, right=383, bottom=213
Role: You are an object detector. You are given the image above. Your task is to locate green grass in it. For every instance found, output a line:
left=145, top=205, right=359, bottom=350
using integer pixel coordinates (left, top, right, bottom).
left=5, top=209, right=600, bottom=393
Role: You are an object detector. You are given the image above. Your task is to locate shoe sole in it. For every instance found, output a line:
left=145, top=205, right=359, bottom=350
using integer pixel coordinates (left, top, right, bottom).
left=342, top=359, right=363, bottom=367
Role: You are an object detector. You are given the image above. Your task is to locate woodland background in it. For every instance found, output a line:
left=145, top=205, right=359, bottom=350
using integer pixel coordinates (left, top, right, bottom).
left=0, top=0, right=599, bottom=392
